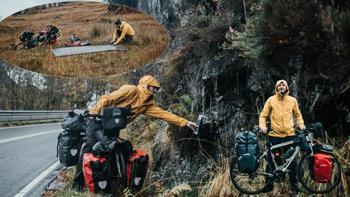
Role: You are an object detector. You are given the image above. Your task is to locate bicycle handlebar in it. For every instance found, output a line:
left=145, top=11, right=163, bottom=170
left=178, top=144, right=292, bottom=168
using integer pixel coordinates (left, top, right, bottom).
left=81, top=112, right=101, bottom=118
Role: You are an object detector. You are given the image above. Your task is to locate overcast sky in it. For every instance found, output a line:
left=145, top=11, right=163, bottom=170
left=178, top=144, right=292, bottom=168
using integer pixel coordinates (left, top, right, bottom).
left=0, top=0, right=104, bottom=21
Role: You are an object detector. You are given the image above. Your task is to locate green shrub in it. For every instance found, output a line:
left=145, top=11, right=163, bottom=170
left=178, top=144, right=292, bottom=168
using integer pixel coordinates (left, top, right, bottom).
left=222, top=18, right=262, bottom=64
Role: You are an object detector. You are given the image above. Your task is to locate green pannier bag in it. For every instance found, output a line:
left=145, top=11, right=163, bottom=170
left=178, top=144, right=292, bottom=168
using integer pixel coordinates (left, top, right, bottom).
left=235, top=131, right=259, bottom=173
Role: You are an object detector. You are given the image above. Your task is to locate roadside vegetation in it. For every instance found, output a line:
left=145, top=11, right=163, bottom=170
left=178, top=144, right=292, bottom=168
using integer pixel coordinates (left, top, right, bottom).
left=0, top=2, right=168, bottom=77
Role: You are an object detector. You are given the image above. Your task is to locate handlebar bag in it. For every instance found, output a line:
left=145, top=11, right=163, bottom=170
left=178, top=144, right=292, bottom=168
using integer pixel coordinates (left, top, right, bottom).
left=101, top=107, right=131, bottom=130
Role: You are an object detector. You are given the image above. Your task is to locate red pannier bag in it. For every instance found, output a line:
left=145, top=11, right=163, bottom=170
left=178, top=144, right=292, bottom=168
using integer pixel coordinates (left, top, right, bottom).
left=83, top=153, right=110, bottom=193
left=126, top=149, right=149, bottom=192
left=313, top=153, right=333, bottom=183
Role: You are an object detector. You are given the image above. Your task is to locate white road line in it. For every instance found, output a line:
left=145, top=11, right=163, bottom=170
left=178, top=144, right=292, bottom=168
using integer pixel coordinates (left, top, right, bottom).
left=0, top=123, right=61, bottom=130
left=0, top=130, right=59, bottom=144
left=14, top=160, right=60, bottom=197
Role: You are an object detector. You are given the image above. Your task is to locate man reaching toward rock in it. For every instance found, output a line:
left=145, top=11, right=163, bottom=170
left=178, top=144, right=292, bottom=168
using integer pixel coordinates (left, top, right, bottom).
left=72, top=75, right=198, bottom=190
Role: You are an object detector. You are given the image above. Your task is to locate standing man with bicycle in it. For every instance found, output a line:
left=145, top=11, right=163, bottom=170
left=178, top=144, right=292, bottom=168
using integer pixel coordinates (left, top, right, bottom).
left=259, top=79, right=305, bottom=193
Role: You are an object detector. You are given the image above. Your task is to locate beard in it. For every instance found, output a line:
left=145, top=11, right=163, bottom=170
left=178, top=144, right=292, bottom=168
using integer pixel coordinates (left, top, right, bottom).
left=279, top=89, right=287, bottom=95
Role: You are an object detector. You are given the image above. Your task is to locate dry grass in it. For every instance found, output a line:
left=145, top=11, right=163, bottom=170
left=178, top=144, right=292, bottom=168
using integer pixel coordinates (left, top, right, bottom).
left=0, top=2, right=168, bottom=77
left=199, top=158, right=239, bottom=197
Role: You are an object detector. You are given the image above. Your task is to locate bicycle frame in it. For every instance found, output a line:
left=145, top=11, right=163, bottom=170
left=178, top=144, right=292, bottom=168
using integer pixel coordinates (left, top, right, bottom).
left=259, top=132, right=314, bottom=175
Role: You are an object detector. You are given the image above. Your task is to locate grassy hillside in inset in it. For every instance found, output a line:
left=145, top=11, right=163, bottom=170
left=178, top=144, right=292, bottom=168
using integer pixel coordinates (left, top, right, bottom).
left=0, top=2, right=168, bottom=77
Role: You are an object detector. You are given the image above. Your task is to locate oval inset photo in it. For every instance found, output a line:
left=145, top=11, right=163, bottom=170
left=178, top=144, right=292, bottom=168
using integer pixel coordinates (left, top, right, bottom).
left=0, top=2, right=168, bottom=77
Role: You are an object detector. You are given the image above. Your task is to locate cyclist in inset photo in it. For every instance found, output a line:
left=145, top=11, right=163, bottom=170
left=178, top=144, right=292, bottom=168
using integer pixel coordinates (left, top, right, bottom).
left=259, top=79, right=305, bottom=194
left=111, top=18, right=135, bottom=45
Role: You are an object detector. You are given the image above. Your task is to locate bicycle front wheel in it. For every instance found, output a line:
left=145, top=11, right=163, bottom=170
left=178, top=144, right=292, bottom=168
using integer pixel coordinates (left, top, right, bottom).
left=230, top=155, right=273, bottom=195
left=298, top=153, right=341, bottom=194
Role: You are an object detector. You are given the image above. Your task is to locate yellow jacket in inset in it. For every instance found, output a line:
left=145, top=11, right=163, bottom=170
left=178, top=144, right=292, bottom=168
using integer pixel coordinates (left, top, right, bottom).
left=112, top=21, right=135, bottom=44
left=259, top=80, right=305, bottom=137
left=90, top=75, right=188, bottom=127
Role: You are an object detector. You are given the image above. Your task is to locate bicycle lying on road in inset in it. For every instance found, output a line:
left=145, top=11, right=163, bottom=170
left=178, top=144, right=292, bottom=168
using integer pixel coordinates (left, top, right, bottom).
left=230, top=125, right=341, bottom=195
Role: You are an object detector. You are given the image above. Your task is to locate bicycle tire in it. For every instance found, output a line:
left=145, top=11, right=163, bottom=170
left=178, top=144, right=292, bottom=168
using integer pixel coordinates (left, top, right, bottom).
left=298, top=153, right=341, bottom=194
left=230, top=155, right=273, bottom=195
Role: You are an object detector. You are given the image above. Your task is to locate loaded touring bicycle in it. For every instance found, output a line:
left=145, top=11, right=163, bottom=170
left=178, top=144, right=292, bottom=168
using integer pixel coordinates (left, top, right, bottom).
left=230, top=123, right=341, bottom=195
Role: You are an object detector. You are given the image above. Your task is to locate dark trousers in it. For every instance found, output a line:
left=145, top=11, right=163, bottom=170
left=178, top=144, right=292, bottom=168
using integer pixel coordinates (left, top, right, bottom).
left=117, top=30, right=134, bottom=44
left=266, top=136, right=298, bottom=190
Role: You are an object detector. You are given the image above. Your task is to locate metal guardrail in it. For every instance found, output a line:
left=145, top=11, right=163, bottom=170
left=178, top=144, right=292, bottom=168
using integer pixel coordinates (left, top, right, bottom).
left=0, top=110, right=69, bottom=122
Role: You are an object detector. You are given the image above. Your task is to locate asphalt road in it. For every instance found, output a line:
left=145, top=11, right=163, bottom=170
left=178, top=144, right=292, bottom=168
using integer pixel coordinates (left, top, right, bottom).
left=0, top=123, right=62, bottom=197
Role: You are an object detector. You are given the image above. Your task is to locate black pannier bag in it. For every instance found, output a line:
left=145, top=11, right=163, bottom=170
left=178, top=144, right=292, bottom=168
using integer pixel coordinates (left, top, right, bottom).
left=57, top=111, right=85, bottom=167
left=57, top=131, right=82, bottom=167
left=85, top=139, right=133, bottom=194
left=47, top=24, right=59, bottom=35
left=127, top=149, right=149, bottom=193
left=19, top=31, right=34, bottom=42
left=312, top=144, right=333, bottom=154
left=83, top=153, right=111, bottom=193
left=62, top=111, right=84, bottom=132
left=308, top=122, right=324, bottom=138
left=19, top=31, right=36, bottom=49
left=101, top=107, right=131, bottom=130
left=235, top=131, right=259, bottom=173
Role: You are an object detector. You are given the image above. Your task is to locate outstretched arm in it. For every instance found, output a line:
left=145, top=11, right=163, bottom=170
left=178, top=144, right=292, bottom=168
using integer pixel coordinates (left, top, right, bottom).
left=144, top=104, right=188, bottom=127
left=111, top=28, right=118, bottom=43
left=116, top=27, right=127, bottom=44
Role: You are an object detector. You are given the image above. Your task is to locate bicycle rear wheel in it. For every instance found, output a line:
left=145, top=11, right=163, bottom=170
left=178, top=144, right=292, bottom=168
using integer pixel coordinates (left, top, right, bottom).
left=230, top=155, right=273, bottom=195
left=298, top=153, right=341, bottom=194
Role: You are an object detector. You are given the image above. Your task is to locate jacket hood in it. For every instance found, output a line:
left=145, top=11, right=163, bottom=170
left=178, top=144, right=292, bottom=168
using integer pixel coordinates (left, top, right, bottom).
left=275, top=79, right=289, bottom=96
left=137, top=75, right=160, bottom=96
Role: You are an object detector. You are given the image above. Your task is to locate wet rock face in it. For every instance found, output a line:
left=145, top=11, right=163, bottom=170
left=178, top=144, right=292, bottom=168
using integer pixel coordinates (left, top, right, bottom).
left=108, top=0, right=198, bottom=50
left=109, top=0, right=194, bottom=28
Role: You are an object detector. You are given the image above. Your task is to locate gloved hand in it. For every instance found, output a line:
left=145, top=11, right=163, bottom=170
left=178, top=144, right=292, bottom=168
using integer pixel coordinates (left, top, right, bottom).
left=186, top=121, right=198, bottom=132
left=259, top=127, right=268, bottom=134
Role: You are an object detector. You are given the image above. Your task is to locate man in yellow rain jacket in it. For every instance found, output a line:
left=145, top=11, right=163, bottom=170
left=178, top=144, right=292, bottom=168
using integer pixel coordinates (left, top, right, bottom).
left=72, top=75, right=197, bottom=190
left=259, top=79, right=305, bottom=193
left=90, top=75, right=195, bottom=127
left=111, top=19, right=135, bottom=45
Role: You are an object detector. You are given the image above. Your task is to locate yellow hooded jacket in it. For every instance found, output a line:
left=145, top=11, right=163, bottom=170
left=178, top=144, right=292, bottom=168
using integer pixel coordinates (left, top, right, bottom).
left=259, top=80, right=305, bottom=137
left=112, top=21, right=135, bottom=44
left=90, top=75, right=188, bottom=127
